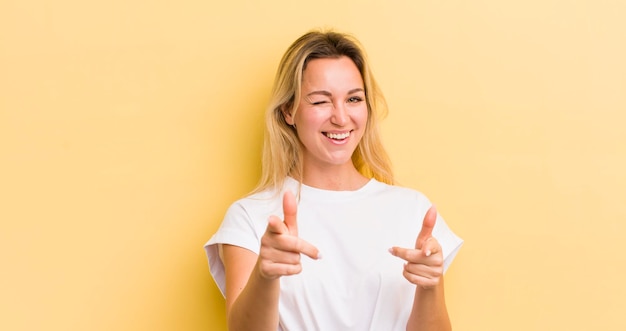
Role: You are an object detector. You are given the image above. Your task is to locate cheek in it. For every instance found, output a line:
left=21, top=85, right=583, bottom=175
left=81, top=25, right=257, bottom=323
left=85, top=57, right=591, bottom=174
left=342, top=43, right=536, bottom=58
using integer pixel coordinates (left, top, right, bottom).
left=353, top=106, right=369, bottom=126
left=294, top=109, right=324, bottom=128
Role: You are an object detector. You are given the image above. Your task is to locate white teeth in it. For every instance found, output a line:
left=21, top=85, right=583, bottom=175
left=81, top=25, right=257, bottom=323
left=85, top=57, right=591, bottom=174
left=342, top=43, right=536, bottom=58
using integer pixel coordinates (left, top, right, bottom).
left=325, top=132, right=350, bottom=140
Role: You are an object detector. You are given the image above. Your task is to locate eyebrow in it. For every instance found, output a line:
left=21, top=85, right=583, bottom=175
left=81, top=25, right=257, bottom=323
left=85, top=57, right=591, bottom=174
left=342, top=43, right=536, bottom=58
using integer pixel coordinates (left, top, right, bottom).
left=306, top=88, right=365, bottom=97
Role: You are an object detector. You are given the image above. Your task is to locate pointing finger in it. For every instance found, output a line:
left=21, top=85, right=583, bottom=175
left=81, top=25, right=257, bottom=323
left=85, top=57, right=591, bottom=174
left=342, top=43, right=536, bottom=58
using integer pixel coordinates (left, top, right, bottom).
left=297, top=237, right=321, bottom=260
left=390, top=246, right=422, bottom=262
left=389, top=243, right=442, bottom=264
left=416, top=205, right=437, bottom=249
left=283, top=190, right=298, bottom=236
left=264, top=217, right=321, bottom=259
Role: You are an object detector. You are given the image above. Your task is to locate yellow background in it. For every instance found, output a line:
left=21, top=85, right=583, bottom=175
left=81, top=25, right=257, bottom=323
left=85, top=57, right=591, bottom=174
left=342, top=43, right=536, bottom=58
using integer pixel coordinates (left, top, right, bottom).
left=1, top=1, right=624, bottom=330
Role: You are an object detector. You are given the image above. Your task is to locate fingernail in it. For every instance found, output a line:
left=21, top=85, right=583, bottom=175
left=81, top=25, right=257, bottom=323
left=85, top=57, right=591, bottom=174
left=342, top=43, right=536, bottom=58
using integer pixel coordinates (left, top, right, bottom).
left=388, top=248, right=395, bottom=255
left=317, top=252, right=323, bottom=259
left=425, top=250, right=431, bottom=257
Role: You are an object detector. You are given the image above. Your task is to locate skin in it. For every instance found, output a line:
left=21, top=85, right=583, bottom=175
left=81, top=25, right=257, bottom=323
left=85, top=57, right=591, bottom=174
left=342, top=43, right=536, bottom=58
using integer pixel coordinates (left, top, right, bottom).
left=221, top=56, right=451, bottom=331
left=284, top=56, right=371, bottom=190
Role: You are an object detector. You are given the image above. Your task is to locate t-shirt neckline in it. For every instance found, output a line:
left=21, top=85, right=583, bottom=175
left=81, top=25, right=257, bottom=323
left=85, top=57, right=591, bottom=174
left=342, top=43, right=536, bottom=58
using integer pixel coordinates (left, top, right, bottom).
left=285, top=176, right=380, bottom=202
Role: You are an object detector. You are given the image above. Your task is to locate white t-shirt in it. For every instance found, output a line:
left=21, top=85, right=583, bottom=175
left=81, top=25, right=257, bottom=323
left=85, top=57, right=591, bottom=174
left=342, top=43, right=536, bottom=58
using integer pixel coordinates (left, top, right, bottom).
left=205, top=177, right=463, bottom=331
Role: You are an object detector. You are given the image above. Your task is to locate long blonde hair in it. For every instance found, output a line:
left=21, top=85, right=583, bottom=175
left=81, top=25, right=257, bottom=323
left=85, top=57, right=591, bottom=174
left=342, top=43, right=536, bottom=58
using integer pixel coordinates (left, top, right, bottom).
left=252, top=29, right=394, bottom=194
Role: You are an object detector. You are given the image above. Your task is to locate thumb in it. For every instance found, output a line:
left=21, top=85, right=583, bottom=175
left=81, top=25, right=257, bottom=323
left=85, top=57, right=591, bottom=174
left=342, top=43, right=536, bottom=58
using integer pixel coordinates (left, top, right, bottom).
left=416, top=205, right=437, bottom=249
left=283, top=190, right=298, bottom=236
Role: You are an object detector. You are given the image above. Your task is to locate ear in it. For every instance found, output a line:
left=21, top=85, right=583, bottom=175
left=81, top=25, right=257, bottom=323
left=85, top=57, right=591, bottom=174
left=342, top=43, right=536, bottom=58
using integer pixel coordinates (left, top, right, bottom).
left=282, top=104, right=295, bottom=126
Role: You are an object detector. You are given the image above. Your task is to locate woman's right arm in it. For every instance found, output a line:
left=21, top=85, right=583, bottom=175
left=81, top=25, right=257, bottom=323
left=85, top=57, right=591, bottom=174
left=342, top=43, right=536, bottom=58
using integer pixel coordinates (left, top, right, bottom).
left=222, top=244, right=281, bottom=330
left=221, top=191, right=320, bottom=331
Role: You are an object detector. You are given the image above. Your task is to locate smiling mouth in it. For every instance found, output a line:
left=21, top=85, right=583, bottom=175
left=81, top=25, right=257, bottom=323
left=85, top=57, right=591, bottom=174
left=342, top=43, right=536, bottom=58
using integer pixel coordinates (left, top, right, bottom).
left=324, top=131, right=351, bottom=140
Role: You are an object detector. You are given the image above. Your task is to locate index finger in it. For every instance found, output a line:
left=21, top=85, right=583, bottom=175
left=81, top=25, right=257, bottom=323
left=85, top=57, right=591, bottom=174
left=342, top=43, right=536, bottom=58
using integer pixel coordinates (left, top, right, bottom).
left=297, top=237, right=321, bottom=260
left=283, top=190, right=298, bottom=236
left=416, top=205, right=437, bottom=249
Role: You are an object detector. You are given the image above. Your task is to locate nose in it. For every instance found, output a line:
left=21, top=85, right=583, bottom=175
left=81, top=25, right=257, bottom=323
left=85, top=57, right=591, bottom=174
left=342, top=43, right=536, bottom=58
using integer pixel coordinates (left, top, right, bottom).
left=330, top=102, right=348, bottom=126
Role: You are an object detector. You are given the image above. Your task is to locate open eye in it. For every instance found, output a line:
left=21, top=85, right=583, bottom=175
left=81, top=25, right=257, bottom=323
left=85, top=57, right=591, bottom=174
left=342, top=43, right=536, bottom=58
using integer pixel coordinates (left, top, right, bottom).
left=348, top=96, right=364, bottom=103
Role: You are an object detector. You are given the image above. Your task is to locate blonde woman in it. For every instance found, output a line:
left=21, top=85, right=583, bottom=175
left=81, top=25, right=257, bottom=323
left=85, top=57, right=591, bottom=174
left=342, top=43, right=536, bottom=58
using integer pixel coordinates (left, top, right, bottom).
left=205, top=30, right=463, bottom=331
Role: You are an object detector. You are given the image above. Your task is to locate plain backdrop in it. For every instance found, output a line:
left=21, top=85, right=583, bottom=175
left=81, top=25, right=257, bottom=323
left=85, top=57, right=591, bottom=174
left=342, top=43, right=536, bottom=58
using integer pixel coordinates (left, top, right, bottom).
left=1, top=0, right=625, bottom=330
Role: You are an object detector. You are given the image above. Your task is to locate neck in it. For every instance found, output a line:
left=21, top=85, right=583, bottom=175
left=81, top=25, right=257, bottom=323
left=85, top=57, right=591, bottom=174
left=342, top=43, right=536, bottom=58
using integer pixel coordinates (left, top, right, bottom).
left=299, top=164, right=369, bottom=191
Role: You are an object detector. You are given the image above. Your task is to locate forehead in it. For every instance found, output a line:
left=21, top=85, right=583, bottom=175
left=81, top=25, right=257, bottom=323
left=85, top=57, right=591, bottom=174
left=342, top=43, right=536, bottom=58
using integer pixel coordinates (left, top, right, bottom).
left=301, top=56, right=363, bottom=89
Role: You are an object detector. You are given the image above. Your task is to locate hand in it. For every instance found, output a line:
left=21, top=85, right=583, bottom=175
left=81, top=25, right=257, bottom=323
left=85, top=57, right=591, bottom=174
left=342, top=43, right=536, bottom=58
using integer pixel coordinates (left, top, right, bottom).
left=257, top=190, right=320, bottom=280
left=389, top=205, right=444, bottom=289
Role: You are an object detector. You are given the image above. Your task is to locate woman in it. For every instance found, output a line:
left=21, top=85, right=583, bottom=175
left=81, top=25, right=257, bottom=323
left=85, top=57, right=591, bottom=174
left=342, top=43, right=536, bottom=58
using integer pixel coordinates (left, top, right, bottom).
left=205, top=30, right=463, bottom=331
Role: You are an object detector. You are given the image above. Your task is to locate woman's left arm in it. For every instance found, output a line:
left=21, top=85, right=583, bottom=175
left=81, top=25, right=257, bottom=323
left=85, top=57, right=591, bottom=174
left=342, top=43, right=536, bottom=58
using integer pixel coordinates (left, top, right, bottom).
left=404, top=253, right=451, bottom=331
left=389, top=206, right=452, bottom=331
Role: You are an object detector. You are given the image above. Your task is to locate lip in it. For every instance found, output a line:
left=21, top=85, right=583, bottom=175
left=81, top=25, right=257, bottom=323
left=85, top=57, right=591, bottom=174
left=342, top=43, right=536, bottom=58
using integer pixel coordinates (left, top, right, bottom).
left=324, top=130, right=351, bottom=135
left=322, top=130, right=353, bottom=145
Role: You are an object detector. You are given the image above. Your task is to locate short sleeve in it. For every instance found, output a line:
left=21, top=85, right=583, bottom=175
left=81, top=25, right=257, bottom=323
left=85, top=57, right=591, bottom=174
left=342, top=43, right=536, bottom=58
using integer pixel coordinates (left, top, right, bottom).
left=413, top=191, right=463, bottom=274
left=203, top=202, right=262, bottom=297
left=432, top=213, right=464, bottom=273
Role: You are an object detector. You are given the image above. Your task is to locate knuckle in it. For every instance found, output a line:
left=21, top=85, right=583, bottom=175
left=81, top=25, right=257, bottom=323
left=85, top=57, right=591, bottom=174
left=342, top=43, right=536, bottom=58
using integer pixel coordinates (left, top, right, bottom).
left=428, top=278, right=441, bottom=289
left=419, top=277, right=437, bottom=289
left=293, top=238, right=303, bottom=252
left=286, top=264, right=302, bottom=275
left=258, top=263, right=276, bottom=280
left=287, top=252, right=301, bottom=264
left=432, top=255, right=444, bottom=266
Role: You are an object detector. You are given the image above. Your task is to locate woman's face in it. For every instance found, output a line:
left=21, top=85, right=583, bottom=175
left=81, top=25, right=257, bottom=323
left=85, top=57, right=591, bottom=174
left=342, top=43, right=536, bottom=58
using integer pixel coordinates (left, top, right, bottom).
left=285, top=56, right=368, bottom=171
